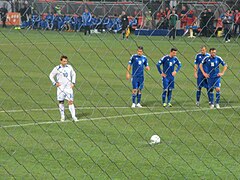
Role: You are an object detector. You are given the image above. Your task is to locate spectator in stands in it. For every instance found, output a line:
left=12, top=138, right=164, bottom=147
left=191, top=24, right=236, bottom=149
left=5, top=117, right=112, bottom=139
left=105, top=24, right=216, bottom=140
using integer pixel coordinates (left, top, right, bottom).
left=120, top=11, right=129, bottom=39
left=19, top=3, right=31, bottom=28
left=0, top=4, right=8, bottom=28
left=165, top=7, right=171, bottom=19
left=233, top=9, right=240, bottom=36
left=168, top=10, right=178, bottom=40
left=222, top=10, right=234, bottom=42
left=82, top=8, right=92, bottom=35
left=169, top=0, right=177, bottom=9
left=180, top=5, right=187, bottom=29
left=144, top=11, right=153, bottom=29
left=156, top=9, right=166, bottom=29
left=206, top=9, right=215, bottom=37
left=186, top=10, right=195, bottom=27
left=200, top=8, right=208, bottom=37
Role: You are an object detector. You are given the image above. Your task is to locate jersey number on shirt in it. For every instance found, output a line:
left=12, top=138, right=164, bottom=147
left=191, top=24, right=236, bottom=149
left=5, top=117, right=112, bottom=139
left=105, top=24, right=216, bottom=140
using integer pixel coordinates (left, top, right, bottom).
left=211, top=62, right=214, bottom=67
left=63, top=72, right=68, bottom=77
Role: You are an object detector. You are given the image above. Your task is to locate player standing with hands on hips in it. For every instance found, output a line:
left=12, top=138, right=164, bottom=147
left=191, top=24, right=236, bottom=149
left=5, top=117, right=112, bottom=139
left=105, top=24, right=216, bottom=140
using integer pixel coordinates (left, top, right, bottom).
left=156, top=48, right=182, bottom=107
left=126, top=46, right=150, bottom=108
left=49, top=55, right=78, bottom=122
left=199, top=48, right=227, bottom=109
left=194, top=46, right=211, bottom=106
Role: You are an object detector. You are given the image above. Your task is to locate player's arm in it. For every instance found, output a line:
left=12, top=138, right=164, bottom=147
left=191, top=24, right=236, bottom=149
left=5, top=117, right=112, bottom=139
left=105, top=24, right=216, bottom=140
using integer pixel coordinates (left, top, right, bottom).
left=218, top=64, right=227, bottom=77
left=49, top=67, right=60, bottom=87
left=194, top=57, right=198, bottom=78
left=145, top=59, right=150, bottom=71
left=71, top=67, right=76, bottom=88
left=194, top=64, right=198, bottom=78
left=156, top=59, right=166, bottom=77
left=172, top=59, right=182, bottom=76
left=126, top=64, right=131, bottom=80
left=199, top=63, right=209, bottom=78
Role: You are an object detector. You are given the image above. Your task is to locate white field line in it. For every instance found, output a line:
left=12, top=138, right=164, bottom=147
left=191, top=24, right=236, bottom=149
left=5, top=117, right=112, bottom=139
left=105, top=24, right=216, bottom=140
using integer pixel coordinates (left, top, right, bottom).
left=0, top=106, right=239, bottom=129
left=0, top=106, right=165, bottom=114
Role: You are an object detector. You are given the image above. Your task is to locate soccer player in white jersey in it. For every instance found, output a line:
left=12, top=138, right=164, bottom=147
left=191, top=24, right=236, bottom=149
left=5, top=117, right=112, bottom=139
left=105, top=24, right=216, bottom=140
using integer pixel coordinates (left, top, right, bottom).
left=49, top=55, right=78, bottom=122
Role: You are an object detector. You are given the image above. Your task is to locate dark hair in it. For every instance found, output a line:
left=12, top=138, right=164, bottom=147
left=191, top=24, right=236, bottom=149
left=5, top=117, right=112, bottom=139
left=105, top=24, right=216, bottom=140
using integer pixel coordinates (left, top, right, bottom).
left=171, top=47, right=178, bottom=52
left=209, top=48, right=216, bottom=52
left=138, top=46, right=143, bottom=51
left=60, top=55, right=68, bottom=61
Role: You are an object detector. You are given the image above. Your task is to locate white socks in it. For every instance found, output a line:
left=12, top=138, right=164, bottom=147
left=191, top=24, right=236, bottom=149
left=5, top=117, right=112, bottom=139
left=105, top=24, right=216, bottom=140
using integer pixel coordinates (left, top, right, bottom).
left=59, top=103, right=65, bottom=118
left=69, top=104, right=76, bottom=118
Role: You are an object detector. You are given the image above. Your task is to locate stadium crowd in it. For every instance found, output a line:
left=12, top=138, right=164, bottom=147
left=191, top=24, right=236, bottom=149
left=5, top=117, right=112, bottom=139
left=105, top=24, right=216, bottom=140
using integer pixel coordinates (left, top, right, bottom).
left=1, top=2, right=240, bottom=38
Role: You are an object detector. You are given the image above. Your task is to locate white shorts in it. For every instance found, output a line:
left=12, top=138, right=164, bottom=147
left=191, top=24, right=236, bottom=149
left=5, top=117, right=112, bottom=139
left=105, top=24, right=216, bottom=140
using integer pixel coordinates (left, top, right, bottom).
left=57, top=87, right=74, bottom=101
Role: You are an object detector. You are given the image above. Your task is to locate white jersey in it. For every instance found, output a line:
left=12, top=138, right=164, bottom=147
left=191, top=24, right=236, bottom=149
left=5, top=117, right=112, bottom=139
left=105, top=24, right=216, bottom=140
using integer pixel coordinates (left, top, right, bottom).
left=49, top=64, right=76, bottom=101
left=49, top=64, right=76, bottom=88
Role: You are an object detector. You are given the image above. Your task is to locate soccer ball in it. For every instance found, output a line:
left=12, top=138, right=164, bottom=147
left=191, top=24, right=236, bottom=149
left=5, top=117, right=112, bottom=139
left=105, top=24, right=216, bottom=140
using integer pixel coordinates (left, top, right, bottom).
left=150, top=135, right=160, bottom=144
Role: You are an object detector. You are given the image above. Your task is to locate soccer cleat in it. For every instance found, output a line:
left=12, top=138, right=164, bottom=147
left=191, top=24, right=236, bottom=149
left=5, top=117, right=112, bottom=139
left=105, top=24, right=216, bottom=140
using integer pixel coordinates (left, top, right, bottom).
left=131, top=103, right=136, bottom=108
left=72, top=117, right=79, bottom=122
left=216, top=104, right=220, bottom=109
left=60, top=117, right=65, bottom=122
left=136, top=103, right=142, bottom=108
left=163, top=103, right=167, bottom=107
left=210, top=104, right=214, bottom=109
left=168, top=103, right=172, bottom=107
left=196, top=102, right=200, bottom=107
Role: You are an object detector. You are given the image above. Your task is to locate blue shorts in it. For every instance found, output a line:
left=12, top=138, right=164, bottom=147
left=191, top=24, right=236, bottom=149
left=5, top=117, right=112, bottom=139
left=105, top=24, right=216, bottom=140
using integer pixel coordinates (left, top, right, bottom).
left=197, top=76, right=208, bottom=89
left=132, top=76, right=144, bottom=90
left=208, top=77, right=221, bottom=89
left=162, top=77, right=174, bottom=90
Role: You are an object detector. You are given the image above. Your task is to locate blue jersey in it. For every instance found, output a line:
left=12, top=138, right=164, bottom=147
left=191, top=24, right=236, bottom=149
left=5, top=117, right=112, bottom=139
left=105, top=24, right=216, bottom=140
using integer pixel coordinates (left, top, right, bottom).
left=194, top=53, right=210, bottom=77
left=156, top=55, right=182, bottom=78
left=201, top=55, right=226, bottom=78
left=82, top=12, right=92, bottom=26
left=128, top=54, right=149, bottom=77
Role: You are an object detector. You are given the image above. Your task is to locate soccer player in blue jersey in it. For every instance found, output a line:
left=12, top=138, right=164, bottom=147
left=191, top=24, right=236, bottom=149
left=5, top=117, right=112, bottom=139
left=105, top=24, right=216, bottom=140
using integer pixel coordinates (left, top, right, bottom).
left=194, top=46, right=211, bottom=106
left=199, top=48, right=228, bottom=109
left=156, top=48, right=182, bottom=107
left=126, top=46, right=150, bottom=108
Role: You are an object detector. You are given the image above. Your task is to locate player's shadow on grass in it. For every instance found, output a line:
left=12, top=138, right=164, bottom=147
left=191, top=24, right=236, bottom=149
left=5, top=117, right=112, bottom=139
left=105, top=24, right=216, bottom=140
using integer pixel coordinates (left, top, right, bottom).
left=75, top=112, right=90, bottom=119
left=143, top=101, right=162, bottom=107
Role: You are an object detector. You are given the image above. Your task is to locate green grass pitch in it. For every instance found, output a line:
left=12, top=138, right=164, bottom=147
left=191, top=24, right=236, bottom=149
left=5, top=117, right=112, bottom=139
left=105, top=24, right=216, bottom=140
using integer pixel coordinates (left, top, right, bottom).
left=0, top=29, right=240, bottom=179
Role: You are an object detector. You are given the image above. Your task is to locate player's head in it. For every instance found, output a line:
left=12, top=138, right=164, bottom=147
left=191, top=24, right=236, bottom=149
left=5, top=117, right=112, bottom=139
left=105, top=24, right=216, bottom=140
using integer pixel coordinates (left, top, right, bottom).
left=201, top=46, right=207, bottom=55
left=60, top=55, right=68, bottom=66
left=137, top=46, right=143, bottom=56
left=209, top=48, right=216, bottom=57
left=170, top=47, right=178, bottom=57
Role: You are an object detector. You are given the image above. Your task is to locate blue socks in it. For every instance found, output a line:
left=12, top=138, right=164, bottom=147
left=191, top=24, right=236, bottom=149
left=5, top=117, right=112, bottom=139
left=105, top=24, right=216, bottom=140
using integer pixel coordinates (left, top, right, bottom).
left=196, top=90, right=201, bottom=102
left=167, top=90, right=172, bottom=104
left=216, top=91, right=220, bottom=104
left=137, top=93, right=142, bottom=104
left=132, top=93, right=137, bottom=104
left=162, top=90, right=167, bottom=104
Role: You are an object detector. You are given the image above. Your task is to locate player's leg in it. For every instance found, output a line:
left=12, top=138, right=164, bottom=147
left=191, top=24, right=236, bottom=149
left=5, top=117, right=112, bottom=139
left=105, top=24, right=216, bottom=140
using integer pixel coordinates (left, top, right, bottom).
left=215, top=78, right=221, bottom=109
left=208, top=78, right=215, bottom=108
left=68, top=100, right=78, bottom=121
left=167, top=79, right=174, bottom=107
left=196, top=77, right=202, bottom=106
left=66, top=89, right=78, bottom=121
left=136, top=78, right=144, bottom=107
left=131, top=77, right=138, bottom=108
left=57, top=89, right=65, bottom=121
left=162, top=77, right=168, bottom=107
